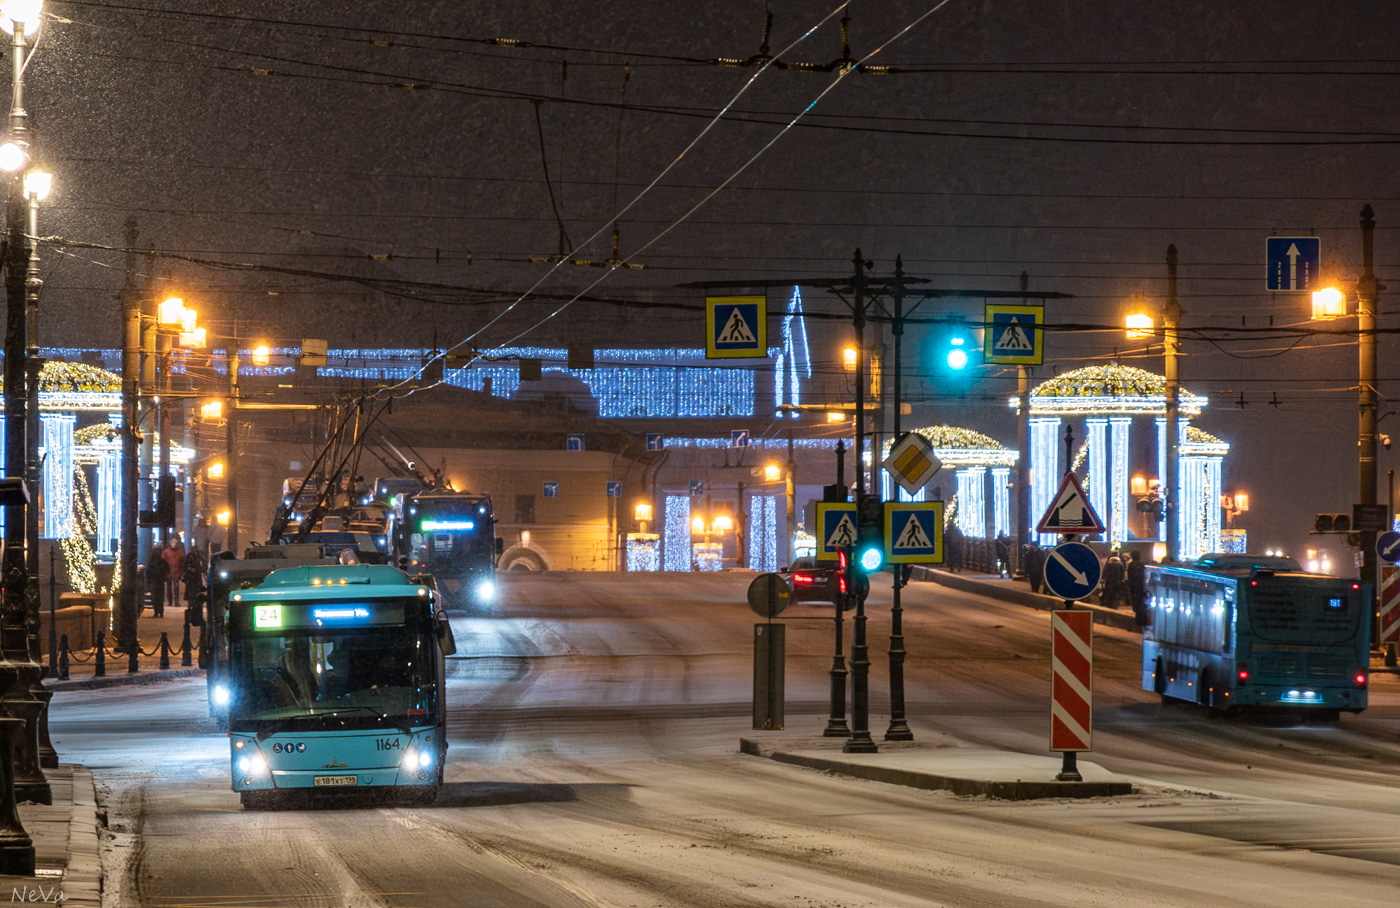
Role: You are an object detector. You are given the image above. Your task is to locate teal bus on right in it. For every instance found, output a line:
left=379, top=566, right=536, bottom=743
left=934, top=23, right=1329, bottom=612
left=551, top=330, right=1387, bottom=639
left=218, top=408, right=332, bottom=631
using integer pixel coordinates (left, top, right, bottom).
left=1142, top=554, right=1370, bottom=715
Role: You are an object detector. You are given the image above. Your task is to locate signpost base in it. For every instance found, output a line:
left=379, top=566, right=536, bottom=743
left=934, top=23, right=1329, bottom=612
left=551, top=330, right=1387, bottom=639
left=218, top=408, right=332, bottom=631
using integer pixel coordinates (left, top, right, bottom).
left=1055, top=751, right=1082, bottom=782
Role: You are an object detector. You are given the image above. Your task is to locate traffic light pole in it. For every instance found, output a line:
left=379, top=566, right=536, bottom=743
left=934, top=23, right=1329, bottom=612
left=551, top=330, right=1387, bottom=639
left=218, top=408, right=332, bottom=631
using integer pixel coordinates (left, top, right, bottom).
left=885, top=257, right=913, bottom=742
left=823, top=441, right=849, bottom=738
left=1358, top=206, right=1379, bottom=634
left=846, top=250, right=877, bottom=754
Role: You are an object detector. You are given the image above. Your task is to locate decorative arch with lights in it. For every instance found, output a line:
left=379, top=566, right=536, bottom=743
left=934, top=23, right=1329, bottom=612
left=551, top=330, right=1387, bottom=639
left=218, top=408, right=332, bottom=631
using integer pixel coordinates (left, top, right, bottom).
left=1014, top=364, right=1225, bottom=556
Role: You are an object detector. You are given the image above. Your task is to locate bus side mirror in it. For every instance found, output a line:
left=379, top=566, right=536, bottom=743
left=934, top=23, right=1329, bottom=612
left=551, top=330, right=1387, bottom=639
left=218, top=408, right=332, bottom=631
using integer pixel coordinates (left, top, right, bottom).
left=436, top=614, right=457, bottom=657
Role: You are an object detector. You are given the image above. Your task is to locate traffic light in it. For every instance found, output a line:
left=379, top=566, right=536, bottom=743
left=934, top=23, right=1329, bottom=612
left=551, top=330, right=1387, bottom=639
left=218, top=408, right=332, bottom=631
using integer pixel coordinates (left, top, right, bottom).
left=156, top=475, right=178, bottom=528
left=829, top=545, right=866, bottom=609
left=854, top=494, right=885, bottom=578
left=931, top=317, right=980, bottom=377
left=1314, top=513, right=1352, bottom=534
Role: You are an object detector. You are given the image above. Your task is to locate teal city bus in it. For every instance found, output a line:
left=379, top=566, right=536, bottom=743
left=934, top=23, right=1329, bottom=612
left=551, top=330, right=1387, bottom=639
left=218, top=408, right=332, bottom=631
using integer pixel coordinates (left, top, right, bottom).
left=225, top=563, right=455, bottom=808
left=1143, top=554, right=1370, bottom=714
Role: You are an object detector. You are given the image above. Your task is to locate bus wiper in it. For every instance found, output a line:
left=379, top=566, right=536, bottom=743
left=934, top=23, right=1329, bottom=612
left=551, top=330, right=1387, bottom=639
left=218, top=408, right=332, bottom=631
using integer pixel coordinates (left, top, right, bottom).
left=321, top=705, right=415, bottom=738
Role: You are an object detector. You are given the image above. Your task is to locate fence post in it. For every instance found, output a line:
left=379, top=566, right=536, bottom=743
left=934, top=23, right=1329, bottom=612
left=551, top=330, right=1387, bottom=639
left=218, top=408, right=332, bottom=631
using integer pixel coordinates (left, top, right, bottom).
left=57, top=635, right=69, bottom=681
left=95, top=632, right=106, bottom=678
left=180, top=621, right=192, bottom=668
left=159, top=632, right=171, bottom=670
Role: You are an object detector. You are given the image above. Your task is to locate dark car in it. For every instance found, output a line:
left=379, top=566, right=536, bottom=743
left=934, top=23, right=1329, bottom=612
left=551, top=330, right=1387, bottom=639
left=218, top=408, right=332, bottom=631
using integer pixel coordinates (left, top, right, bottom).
left=788, top=556, right=838, bottom=605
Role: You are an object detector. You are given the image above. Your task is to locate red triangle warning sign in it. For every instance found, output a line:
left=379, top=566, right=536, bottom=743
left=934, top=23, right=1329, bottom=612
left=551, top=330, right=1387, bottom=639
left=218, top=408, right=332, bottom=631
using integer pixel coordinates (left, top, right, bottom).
left=1036, top=473, right=1105, bottom=535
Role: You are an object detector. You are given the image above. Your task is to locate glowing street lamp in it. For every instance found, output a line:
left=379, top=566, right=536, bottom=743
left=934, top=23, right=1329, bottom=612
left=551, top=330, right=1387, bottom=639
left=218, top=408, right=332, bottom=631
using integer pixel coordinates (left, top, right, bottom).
left=633, top=502, right=652, bottom=523
left=1125, top=312, right=1154, bottom=339
left=200, top=400, right=223, bottom=420
left=1311, top=286, right=1346, bottom=320
left=206, top=461, right=224, bottom=480
left=251, top=344, right=271, bottom=366
left=763, top=463, right=782, bottom=483
left=157, top=296, right=185, bottom=329
left=842, top=345, right=858, bottom=371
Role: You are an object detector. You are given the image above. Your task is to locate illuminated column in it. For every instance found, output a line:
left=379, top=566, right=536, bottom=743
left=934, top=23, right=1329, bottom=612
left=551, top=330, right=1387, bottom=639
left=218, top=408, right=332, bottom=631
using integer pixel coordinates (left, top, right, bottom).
left=992, top=467, right=1011, bottom=537
left=747, top=494, right=778, bottom=573
left=956, top=467, right=986, bottom=538
left=663, top=494, right=691, bottom=571
left=1180, top=456, right=1205, bottom=560
left=1086, top=418, right=1108, bottom=531
left=42, top=413, right=76, bottom=539
left=1031, top=417, right=1060, bottom=544
left=1204, top=455, right=1223, bottom=555
left=1109, top=417, right=1131, bottom=543
left=96, top=444, right=120, bottom=555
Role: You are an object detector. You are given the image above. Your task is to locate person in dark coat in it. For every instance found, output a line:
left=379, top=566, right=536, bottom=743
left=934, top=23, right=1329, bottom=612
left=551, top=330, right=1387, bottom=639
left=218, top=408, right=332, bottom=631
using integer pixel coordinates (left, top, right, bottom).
left=945, top=525, right=966, bottom=573
left=146, top=547, right=169, bottom=618
left=1025, top=543, right=1045, bottom=594
left=1127, top=550, right=1149, bottom=625
left=1101, top=552, right=1125, bottom=609
left=994, top=533, right=1011, bottom=577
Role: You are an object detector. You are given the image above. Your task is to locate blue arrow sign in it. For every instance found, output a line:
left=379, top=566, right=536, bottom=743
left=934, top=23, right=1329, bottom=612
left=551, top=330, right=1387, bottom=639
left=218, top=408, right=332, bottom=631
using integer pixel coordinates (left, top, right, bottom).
left=566, top=434, right=585, bottom=452
left=1378, top=530, right=1400, bottom=565
left=606, top=481, right=622, bottom=498
left=543, top=482, right=559, bottom=498
left=1044, top=542, right=1103, bottom=601
left=646, top=433, right=664, bottom=451
left=689, top=480, right=704, bottom=497
left=731, top=429, right=750, bottom=448
left=1266, top=236, right=1320, bottom=292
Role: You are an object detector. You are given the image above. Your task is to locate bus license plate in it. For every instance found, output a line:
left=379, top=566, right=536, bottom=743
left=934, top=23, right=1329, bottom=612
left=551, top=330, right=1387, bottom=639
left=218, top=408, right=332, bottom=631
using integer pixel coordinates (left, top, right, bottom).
left=313, top=775, right=358, bottom=787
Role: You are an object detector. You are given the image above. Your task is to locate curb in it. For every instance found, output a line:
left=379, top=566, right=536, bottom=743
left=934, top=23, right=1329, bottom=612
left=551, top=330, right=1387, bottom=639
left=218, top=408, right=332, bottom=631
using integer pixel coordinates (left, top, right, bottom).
left=910, top=567, right=1142, bottom=633
left=44, top=668, right=203, bottom=692
left=739, top=738, right=1134, bottom=800
left=62, top=766, right=101, bottom=908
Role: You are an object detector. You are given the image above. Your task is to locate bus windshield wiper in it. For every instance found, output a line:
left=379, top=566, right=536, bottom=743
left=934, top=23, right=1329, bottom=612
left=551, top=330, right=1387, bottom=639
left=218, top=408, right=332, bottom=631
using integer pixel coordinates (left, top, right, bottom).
left=319, top=705, right=415, bottom=737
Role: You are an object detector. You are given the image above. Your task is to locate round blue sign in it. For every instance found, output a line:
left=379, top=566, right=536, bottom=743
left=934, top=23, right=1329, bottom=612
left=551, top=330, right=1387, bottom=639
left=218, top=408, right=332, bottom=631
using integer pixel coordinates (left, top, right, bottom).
left=1378, top=530, right=1400, bottom=565
left=1044, top=541, right=1103, bottom=601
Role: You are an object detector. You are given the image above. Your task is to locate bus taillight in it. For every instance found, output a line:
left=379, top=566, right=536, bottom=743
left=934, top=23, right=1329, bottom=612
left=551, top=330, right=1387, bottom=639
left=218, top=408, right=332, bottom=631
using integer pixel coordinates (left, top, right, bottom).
left=1355, top=672, right=1367, bottom=687
left=1236, top=663, right=1249, bottom=684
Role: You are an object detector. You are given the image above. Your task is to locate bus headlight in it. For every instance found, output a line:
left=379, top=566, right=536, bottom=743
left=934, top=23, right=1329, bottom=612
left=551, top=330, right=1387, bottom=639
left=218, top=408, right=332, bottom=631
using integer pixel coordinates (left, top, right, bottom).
left=212, top=684, right=231, bottom=706
left=402, top=747, right=434, bottom=771
left=238, top=753, right=268, bottom=776
left=475, top=579, right=496, bottom=602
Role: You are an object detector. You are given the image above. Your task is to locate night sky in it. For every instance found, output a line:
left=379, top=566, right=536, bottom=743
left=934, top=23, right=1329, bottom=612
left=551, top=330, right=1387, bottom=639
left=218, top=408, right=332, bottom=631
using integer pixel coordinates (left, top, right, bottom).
left=20, top=1, right=1400, bottom=559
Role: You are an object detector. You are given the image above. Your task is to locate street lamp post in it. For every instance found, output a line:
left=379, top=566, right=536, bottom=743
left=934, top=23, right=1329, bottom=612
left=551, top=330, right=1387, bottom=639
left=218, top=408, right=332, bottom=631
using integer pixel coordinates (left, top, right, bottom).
left=0, top=0, right=49, bottom=815
left=1357, top=206, right=1380, bottom=610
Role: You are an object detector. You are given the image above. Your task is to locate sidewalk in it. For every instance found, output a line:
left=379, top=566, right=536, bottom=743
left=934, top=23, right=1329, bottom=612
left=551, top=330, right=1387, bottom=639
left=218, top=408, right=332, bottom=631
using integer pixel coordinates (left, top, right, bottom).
left=741, top=735, right=1135, bottom=800
left=43, top=606, right=207, bottom=691
left=0, top=765, right=101, bottom=907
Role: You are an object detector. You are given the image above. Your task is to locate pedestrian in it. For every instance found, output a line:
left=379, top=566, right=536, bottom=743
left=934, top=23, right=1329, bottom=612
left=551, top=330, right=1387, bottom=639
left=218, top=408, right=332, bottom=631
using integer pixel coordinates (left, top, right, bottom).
left=945, top=525, right=965, bottom=573
left=183, top=548, right=206, bottom=615
left=994, top=533, right=1011, bottom=577
left=1026, top=543, right=1045, bottom=594
left=146, top=546, right=169, bottom=618
left=1127, top=550, right=1148, bottom=626
left=163, top=535, right=186, bottom=605
left=1101, top=552, right=1125, bottom=609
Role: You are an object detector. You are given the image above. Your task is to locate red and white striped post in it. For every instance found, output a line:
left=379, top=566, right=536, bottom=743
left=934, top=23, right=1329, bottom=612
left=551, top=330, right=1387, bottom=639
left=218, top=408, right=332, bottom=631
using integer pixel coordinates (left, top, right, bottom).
left=1050, top=609, right=1093, bottom=781
left=1379, top=566, right=1400, bottom=647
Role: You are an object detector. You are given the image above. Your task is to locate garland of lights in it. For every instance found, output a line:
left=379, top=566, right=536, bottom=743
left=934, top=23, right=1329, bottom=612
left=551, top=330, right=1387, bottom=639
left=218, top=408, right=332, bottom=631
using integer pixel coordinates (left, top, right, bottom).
left=62, top=468, right=102, bottom=595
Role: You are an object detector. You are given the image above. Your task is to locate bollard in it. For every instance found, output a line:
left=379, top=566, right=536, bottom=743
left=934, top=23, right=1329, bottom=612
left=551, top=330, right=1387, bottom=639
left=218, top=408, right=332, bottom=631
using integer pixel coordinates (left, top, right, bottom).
left=95, top=632, right=106, bottom=678
left=57, top=635, right=69, bottom=681
left=180, top=621, right=193, bottom=667
left=159, top=632, right=171, bottom=670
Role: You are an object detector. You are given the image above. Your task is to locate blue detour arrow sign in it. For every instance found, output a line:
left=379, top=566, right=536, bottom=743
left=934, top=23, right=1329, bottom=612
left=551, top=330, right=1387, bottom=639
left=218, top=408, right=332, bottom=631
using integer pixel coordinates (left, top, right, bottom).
left=1044, top=541, right=1102, bottom=601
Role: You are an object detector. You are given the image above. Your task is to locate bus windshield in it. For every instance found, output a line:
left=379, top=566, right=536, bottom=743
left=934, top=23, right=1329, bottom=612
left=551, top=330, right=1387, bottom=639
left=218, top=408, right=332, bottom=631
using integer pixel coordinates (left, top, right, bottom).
left=230, top=600, right=437, bottom=731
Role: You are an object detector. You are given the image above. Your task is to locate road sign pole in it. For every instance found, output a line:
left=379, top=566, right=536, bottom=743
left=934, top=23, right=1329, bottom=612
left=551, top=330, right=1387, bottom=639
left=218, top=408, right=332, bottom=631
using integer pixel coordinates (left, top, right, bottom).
left=886, top=257, right=912, bottom=742
left=844, top=250, right=877, bottom=755
left=824, top=546, right=850, bottom=738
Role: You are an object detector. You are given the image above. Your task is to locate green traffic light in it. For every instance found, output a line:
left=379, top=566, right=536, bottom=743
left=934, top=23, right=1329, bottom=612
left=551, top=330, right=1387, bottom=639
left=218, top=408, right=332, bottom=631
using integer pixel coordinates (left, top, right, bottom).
left=858, top=545, right=884, bottom=572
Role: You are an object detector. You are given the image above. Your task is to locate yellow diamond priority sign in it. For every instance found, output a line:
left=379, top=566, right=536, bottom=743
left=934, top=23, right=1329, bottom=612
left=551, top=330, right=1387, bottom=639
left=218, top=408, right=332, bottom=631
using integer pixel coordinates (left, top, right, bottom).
left=882, top=432, right=942, bottom=496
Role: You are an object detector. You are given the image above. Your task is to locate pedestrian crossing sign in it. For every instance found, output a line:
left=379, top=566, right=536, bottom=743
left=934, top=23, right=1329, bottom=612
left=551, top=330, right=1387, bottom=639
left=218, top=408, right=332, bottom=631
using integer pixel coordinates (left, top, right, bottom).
left=816, top=502, right=858, bottom=561
left=706, top=295, right=766, bottom=359
left=983, top=303, right=1043, bottom=365
left=883, top=502, right=944, bottom=564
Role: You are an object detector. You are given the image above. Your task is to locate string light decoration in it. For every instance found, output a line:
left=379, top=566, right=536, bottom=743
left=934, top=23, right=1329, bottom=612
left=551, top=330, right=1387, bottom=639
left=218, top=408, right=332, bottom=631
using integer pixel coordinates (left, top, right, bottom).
left=1021, top=365, right=1206, bottom=417
left=62, top=468, right=103, bottom=595
left=663, top=495, right=692, bottom=571
left=775, top=287, right=811, bottom=417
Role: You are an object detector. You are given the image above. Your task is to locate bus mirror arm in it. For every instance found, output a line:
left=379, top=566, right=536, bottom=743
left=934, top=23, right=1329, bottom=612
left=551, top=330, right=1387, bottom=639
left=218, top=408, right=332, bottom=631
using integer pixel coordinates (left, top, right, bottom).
left=436, top=615, right=458, bottom=657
